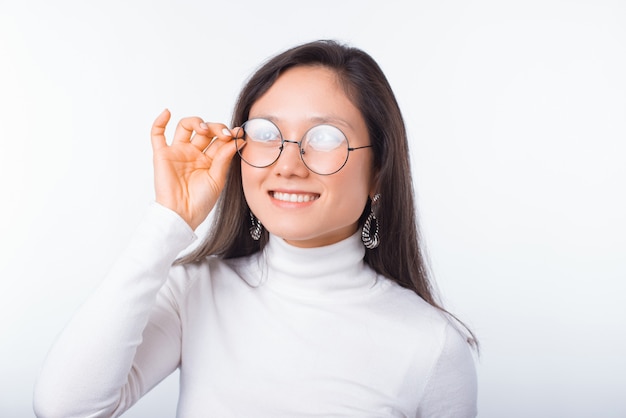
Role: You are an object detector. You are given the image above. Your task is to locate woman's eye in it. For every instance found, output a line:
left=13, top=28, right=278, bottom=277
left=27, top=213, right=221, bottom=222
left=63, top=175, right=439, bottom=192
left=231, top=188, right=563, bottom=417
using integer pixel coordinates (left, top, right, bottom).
left=255, top=129, right=279, bottom=141
left=306, top=127, right=344, bottom=151
left=246, top=121, right=281, bottom=142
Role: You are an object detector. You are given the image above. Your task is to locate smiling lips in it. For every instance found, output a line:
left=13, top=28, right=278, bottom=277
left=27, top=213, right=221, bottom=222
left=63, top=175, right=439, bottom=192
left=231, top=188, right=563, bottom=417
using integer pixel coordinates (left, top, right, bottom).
left=271, top=191, right=320, bottom=203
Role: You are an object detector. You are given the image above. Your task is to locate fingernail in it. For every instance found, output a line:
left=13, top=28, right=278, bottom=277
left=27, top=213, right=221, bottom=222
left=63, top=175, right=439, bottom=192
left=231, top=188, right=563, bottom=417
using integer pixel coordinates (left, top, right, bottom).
left=222, top=128, right=232, bottom=137
left=200, top=122, right=208, bottom=129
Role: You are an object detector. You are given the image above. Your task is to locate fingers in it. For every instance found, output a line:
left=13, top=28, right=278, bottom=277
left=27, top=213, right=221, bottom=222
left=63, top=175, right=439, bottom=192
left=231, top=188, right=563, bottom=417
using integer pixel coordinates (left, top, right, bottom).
left=172, top=117, right=233, bottom=152
left=197, top=122, right=233, bottom=153
left=150, top=109, right=171, bottom=151
left=172, top=116, right=204, bottom=145
left=150, top=109, right=239, bottom=163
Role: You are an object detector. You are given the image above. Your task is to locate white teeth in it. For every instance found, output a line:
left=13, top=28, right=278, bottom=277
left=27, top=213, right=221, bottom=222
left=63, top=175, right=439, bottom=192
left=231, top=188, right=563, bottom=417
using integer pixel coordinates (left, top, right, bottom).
left=272, top=192, right=319, bottom=202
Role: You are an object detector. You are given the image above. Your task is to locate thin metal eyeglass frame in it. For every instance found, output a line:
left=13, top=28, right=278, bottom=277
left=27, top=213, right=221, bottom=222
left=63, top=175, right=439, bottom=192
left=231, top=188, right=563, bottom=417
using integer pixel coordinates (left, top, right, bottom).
left=233, top=118, right=373, bottom=176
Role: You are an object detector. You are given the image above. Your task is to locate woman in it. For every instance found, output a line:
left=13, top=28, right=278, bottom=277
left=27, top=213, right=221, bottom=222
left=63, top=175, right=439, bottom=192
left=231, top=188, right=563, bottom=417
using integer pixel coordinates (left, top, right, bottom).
left=34, top=40, right=477, bottom=417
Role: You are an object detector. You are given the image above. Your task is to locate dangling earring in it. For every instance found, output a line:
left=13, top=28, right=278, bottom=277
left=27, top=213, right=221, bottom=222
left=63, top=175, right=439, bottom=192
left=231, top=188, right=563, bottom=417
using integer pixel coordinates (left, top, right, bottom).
left=249, top=211, right=263, bottom=241
left=362, top=193, right=381, bottom=249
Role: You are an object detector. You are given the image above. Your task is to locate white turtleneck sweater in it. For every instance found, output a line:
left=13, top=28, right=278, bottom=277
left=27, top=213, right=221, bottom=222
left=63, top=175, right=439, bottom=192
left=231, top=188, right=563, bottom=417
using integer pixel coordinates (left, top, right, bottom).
left=34, top=204, right=477, bottom=418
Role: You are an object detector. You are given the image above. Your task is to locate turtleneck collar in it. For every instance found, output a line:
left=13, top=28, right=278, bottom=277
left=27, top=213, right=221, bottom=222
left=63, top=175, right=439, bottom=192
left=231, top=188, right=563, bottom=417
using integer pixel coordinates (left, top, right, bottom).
left=257, top=231, right=379, bottom=299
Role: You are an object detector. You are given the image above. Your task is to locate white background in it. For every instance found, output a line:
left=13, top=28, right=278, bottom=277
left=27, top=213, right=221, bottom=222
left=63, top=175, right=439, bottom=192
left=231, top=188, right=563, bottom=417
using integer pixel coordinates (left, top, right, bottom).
left=1, top=0, right=625, bottom=417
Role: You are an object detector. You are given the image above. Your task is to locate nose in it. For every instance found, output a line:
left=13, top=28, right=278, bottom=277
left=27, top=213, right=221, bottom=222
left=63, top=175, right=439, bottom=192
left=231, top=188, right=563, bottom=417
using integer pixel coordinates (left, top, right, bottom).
left=274, top=139, right=309, bottom=176
left=281, top=139, right=304, bottom=155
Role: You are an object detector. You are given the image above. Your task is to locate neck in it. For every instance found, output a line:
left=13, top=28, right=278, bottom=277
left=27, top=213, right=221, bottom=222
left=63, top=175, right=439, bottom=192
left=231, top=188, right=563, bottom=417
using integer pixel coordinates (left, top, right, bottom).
left=260, top=232, right=377, bottom=299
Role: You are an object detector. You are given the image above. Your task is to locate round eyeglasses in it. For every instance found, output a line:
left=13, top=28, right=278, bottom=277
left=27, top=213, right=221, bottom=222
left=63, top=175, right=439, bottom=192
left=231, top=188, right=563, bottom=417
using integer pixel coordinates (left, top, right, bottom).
left=233, top=118, right=372, bottom=175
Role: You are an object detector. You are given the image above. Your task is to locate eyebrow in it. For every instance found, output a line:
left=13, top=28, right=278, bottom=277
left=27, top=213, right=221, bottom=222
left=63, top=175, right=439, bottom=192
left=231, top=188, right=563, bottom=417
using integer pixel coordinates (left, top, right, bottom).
left=252, top=114, right=354, bottom=130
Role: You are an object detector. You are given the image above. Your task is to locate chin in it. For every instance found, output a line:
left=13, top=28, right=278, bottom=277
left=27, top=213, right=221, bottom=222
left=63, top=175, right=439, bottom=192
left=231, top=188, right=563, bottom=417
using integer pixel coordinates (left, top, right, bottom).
left=270, top=226, right=356, bottom=248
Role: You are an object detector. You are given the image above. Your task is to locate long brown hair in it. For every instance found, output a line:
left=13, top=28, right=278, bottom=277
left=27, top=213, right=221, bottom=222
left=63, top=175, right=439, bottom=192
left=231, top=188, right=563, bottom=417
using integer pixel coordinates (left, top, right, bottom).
left=179, top=40, right=476, bottom=347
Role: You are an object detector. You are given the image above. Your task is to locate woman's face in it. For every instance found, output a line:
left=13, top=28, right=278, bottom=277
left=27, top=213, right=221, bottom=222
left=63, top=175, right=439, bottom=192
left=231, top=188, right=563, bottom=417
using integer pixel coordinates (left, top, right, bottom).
left=241, top=65, right=375, bottom=248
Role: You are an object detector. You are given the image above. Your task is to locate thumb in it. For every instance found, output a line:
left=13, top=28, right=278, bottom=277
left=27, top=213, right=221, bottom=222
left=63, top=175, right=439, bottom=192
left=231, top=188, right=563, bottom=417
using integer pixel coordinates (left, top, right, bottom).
left=208, top=140, right=243, bottom=189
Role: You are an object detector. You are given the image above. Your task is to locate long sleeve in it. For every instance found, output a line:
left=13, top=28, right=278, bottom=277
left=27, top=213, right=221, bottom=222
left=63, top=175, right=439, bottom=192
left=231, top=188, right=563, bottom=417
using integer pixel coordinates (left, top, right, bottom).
left=33, top=203, right=197, bottom=418
left=415, top=322, right=478, bottom=418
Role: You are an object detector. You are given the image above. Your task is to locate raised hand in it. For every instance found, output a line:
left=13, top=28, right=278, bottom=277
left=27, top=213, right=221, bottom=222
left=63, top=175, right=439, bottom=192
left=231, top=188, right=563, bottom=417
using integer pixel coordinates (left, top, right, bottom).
left=150, top=109, right=242, bottom=230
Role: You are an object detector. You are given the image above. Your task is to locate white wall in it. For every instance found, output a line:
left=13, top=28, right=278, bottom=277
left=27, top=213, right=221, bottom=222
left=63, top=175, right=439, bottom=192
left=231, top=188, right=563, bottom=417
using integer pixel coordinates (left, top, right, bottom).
left=1, top=0, right=624, bottom=417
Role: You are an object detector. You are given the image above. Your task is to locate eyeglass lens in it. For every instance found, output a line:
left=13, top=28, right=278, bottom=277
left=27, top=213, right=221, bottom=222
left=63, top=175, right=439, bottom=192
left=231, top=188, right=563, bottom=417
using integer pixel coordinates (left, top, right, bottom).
left=235, top=118, right=350, bottom=175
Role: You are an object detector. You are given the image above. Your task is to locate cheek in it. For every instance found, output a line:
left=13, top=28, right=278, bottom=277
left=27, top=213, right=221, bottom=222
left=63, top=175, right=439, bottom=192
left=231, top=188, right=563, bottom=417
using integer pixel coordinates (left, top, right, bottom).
left=329, top=167, right=372, bottom=215
left=241, top=165, right=261, bottom=209
left=341, top=157, right=374, bottom=196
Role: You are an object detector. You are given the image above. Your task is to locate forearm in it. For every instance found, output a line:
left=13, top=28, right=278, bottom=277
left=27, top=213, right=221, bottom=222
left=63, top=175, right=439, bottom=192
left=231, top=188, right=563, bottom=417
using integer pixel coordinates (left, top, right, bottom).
left=34, top=203, right=196, bottom=418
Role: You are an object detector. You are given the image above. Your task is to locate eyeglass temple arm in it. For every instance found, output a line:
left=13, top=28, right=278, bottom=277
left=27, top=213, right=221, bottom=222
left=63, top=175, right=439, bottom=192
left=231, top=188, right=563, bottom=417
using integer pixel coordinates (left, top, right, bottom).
left=348, top=144, right=373, bottom=151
